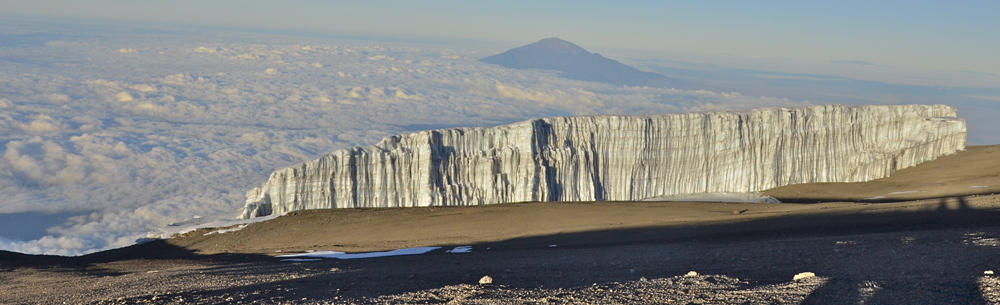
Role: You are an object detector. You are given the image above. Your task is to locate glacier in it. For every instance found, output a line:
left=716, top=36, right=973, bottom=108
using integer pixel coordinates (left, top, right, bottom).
left=241, top=104, right=966, bottom=218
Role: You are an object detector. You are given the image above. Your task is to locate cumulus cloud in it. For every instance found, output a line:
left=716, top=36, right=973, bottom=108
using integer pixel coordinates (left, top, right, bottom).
left=115, top=92, right=134, bottom=102
left=162, top=73, right=193, bottom=85
left=194, top=46, right=217, bottom=53
left=19, top=114, right=70, bottom=133
left=130, top=84, right=157, bottom=92
left=48, top=93, right=70, bottom=103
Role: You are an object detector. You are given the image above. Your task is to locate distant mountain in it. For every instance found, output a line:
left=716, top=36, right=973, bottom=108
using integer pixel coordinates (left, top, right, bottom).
left=480, top=38, right=681, bottom=88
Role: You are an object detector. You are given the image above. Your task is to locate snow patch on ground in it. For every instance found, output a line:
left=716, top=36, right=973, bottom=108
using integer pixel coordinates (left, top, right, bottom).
left=153, top=212, right=285, bottom=238
left=204, top=224, right=248, bottom=235
left=277, top=247, right=441, bottom=260
left=446, top=246, right=472, bottom=253
left=889, top=191, right=920, bottom=195
left=863, top=196, right=887, bottom=200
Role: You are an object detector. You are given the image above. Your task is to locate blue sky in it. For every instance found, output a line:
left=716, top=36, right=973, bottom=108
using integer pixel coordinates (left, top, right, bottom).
left=3, top=0, right=999, bottom=76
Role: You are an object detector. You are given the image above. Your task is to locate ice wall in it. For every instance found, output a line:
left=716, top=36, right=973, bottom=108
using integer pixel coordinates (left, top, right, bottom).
left=241, top=104, right=966, bottom=218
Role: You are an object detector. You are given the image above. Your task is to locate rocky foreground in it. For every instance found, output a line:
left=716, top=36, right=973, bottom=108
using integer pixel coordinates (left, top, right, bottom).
left=3, top=207, right=1000, bottom=304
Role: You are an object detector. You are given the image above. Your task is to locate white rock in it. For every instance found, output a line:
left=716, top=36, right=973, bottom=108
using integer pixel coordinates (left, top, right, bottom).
left=685, top=271, right=699, bottom=277
left=793, top=272, right=816, bottom=281
left=479, top=275, right=493, bottom=285
left=240, top=104, right=966, bottom=218
left=986, top=270, right=995, bottom=275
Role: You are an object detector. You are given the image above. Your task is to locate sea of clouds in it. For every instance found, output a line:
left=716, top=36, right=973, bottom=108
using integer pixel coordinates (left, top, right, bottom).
left=0, top=23, right=811, bottom=255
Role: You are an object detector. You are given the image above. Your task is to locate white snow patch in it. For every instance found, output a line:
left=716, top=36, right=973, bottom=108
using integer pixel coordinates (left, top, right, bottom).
left=446, top=246, right=472, bottom=253
left=888, top=191, right=920, bottom=195
left=972, top=186, right=989, bottom=188
left=862, top=196, right=887, bottom=200
left=153, top=212, right=286, bottom=238
left=277, top=246, right=441, bottom=260
left=203, top=224, right=247, bottom=235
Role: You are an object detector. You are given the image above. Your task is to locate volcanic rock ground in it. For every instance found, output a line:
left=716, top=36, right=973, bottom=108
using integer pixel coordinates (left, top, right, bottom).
left=3, top=145, right=1000, bottom=304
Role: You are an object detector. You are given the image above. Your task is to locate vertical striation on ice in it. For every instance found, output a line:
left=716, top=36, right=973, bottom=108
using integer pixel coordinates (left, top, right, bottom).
left=241, top=104, right=966, bottom=218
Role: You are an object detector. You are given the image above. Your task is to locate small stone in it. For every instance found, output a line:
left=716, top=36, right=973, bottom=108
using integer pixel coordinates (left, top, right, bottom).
left=986, top=270, right=995, bottom=275
left=793, top=272, right=816, bottom=281
left=479, top=275, right=493, bottom=285
left=685, top=271, right=698, bottom=277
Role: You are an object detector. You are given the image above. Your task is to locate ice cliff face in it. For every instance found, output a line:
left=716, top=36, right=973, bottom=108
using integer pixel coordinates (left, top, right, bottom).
left=241, top=104, right=966, bottom=218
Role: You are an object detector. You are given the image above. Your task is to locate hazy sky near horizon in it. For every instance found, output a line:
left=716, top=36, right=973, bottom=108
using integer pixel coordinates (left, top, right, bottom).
left=3, top=0, right=999, bottom=76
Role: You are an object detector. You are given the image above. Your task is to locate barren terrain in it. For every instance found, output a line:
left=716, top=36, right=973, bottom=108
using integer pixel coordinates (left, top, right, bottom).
left=3, top=145, right=1000, bottom=304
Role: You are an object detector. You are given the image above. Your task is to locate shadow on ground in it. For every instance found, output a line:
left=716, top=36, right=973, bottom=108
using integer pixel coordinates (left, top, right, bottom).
left=4, top=196, right=999, bottom=303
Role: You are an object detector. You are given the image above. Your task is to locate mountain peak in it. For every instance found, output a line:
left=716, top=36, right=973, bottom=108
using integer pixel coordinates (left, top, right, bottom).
left=480, top=38, right=681, bottom=88
left=525, top=38, right=588, bottom=55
